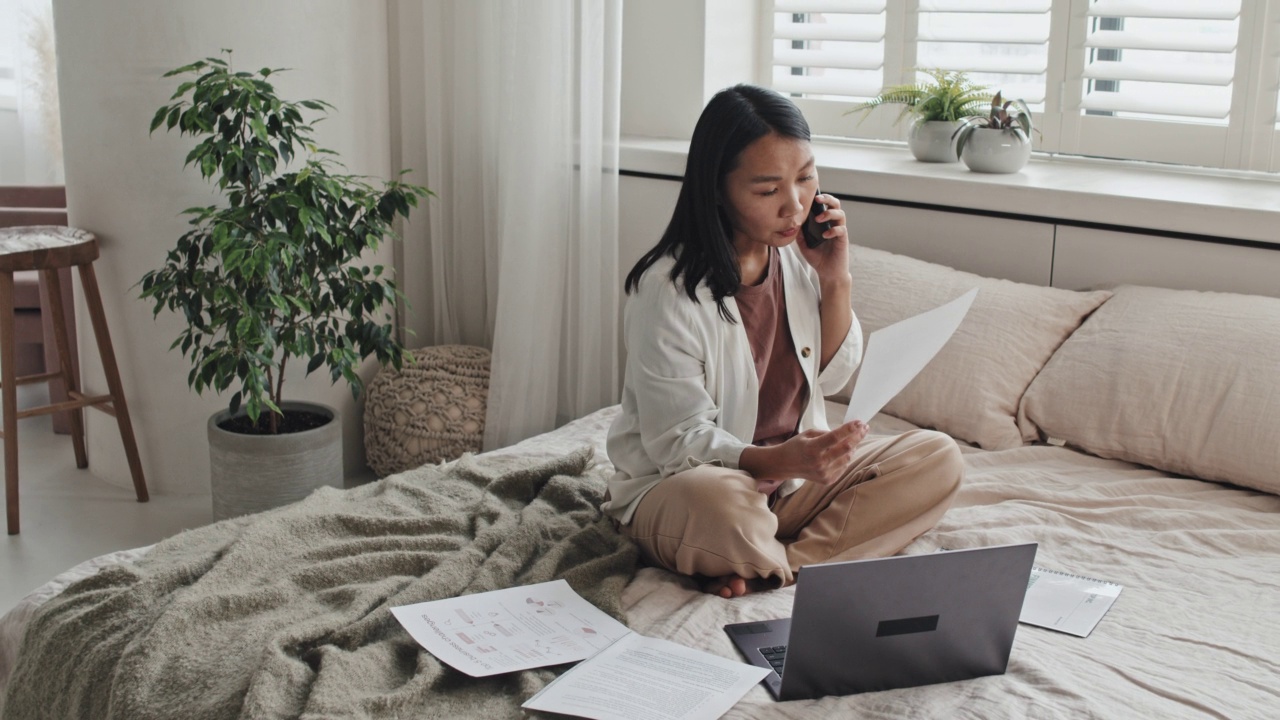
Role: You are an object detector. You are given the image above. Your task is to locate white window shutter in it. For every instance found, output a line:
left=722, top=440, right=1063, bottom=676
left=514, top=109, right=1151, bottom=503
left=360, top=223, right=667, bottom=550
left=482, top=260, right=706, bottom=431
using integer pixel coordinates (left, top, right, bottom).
left=915, top=0, right=1054, bottom=107
left=759, top=0, right=1280, bottom=170
left=1055, top=0, right=1264, bottom=169
left=769, top=0, right=888, bottom=100
left=1076, top=0, right=1242, bottom=120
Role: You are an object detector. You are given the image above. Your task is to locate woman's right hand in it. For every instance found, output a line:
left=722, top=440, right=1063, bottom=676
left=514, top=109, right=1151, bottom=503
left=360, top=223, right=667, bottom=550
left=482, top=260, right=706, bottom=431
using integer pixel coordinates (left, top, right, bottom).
left=740, top=420, right=869, bottom=489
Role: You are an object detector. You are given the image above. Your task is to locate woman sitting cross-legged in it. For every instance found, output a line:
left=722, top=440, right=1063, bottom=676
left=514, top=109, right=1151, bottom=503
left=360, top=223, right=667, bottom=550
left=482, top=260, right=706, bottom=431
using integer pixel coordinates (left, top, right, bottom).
left=603, top=84, right=964, bottom=598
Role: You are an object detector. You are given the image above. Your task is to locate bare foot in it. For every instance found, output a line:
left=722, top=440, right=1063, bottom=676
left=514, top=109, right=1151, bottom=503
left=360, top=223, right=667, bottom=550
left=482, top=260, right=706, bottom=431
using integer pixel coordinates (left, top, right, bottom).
left=702, top=575, right=752, bottom=598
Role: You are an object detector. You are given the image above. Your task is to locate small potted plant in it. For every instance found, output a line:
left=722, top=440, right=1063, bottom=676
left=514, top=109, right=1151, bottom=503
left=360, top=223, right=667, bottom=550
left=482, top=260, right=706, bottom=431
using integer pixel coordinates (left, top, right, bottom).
left=140, top=52, right=431, bottom=519
left=846, top=68, right=993, bottom=163
left=951, top=92, right=1038, bottom=174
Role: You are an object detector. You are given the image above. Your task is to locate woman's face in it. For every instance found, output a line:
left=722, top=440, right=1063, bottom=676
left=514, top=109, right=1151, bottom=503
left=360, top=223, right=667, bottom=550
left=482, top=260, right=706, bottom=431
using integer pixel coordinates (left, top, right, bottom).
left=720, top=132, right=818, bottom=255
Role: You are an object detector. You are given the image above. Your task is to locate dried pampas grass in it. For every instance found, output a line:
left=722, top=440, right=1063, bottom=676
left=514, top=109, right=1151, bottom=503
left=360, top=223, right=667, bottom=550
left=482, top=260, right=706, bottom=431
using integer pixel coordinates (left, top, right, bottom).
left=24, top=6, right=62, bottom=174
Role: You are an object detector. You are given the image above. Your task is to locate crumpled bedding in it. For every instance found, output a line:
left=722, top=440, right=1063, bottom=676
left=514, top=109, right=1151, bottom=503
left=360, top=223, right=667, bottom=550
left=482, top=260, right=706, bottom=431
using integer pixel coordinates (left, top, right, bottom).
left=1, top=446, right=636, bottom=720
left=622, top=408, right=1280, bottom=719
left=4, top=404, right=1278, bottom=719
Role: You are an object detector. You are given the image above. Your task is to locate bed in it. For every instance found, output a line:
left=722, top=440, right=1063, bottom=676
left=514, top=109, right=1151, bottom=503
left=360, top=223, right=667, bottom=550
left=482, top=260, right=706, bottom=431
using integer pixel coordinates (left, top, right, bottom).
left=3, top=246, right=1278, bottom=719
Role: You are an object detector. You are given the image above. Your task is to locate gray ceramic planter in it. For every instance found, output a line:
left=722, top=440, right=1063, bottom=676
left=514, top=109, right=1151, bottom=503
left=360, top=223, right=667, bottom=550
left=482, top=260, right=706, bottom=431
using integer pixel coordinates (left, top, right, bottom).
left=960, top=128, right=1032, bottom=173
left=208, top=400, right=343, bottom=521
left=908, top=120, right=963, bottom=163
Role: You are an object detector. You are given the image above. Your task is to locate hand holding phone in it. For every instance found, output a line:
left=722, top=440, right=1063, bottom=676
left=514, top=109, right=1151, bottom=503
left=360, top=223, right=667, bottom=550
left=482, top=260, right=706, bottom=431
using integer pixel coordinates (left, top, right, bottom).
left=803, top=191, right=832, bottom=249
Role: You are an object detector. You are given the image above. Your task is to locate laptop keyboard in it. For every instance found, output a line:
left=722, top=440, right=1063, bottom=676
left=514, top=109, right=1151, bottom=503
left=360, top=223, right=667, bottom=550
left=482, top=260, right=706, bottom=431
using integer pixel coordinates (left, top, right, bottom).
left=759, top=644, right=788, bottom=673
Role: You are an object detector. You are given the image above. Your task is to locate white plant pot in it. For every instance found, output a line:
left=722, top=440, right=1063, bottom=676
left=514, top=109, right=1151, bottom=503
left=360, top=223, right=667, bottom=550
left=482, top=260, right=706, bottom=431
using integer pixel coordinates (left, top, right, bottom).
left=208, top=400, right=343, bottom=521
left=960, top=128, right=1032, bottom=174
left=907, top=120, right=963, bottom=163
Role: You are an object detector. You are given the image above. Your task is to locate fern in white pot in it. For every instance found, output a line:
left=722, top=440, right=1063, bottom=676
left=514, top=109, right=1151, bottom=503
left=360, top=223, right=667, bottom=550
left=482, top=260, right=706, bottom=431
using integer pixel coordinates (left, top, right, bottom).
left=846, top=69, right=993, bottom=163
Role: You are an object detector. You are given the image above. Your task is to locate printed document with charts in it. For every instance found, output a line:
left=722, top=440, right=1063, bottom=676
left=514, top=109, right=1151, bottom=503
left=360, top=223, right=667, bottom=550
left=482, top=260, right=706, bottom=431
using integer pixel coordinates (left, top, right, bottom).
left=1020, top=566, right=1124, bottom=638
left=392, top=579, right=767, bottom=720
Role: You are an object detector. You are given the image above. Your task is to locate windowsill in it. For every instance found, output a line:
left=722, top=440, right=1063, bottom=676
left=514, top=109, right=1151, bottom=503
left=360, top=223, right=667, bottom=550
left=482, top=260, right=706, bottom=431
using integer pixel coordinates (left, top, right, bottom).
left=620, top=136, right=1280, bottom=247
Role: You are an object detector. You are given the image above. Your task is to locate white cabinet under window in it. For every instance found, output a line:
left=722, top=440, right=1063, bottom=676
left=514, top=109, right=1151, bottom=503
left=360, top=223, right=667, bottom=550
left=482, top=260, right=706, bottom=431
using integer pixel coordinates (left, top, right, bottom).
left=1051, top=225, right=1280, bottom=297
left=846, top=201, right=1054, bottom=285
left=852, top=203, right=1280, bottom=299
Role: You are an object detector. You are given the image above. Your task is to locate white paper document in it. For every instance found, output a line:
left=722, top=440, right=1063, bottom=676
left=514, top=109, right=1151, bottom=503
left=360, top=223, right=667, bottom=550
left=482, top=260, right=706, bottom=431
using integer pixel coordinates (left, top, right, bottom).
left=522, top=632, right=771, bottom=720
left=390, top=579, right=630, bottom=677
left=1020, top=566, right=1123, bottom=638
left=845, top=288, right=979, bottom=424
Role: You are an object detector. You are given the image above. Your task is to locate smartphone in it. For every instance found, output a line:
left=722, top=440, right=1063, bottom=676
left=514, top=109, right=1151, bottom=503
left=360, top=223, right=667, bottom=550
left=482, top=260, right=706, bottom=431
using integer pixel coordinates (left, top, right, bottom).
left=803, top=191, right=832, bottom=249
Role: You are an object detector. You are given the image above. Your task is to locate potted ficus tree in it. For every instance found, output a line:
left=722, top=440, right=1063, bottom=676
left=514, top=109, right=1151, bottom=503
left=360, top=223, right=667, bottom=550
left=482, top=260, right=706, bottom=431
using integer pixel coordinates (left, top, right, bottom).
left=846, top=68, right=993, bottom=163
left=951, top=92, right=1039, bottom=174
left=140, top=52, right=430, bottom=520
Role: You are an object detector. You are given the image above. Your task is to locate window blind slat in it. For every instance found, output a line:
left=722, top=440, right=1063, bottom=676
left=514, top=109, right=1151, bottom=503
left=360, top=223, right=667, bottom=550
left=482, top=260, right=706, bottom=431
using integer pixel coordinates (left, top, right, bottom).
left=774, top=48, right=884, bottom=72
left=1080, top=93, right=1230, bottom=119
left=773, top=23, right=885, bottom=43
left=774, top=0, right=885, bottom=13
left=1084, top=31, right=1237, bottom=53
left=1083, top=62, right=1234, bottom=86
left=987, top=83, right=1046, bottom=105
left=1086, top=0, right=1240, bottom=21
left=772, top=74, right=883, bottom=99
left=919, top=0, right=1051, bottom=12
left=917, top=26, right=1050, bottom=44
left=943, top=56, right=1048, bottom=75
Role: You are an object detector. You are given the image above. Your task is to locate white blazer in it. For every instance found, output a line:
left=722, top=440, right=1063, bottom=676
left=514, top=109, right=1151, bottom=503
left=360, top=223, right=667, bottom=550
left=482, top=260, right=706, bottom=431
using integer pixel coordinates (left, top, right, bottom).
left=603, top=245, right=863, bottom=524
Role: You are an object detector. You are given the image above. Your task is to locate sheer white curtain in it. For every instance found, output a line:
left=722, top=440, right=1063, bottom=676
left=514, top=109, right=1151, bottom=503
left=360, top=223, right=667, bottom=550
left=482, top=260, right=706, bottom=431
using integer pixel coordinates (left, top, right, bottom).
left=418, top=0, right=622, bottom=449
left=0, top=0, right=62, bottom=184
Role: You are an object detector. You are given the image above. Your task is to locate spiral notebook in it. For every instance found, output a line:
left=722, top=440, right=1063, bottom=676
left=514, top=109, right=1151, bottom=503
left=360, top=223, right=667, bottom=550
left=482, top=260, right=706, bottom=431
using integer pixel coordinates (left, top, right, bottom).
left=1019, top=566, right=1123, bottom=638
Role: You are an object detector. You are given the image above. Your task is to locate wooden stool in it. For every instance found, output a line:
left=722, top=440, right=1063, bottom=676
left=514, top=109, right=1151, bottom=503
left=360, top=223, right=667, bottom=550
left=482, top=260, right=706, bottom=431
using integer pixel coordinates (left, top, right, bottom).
left=0, top=226, right=148, bottom=535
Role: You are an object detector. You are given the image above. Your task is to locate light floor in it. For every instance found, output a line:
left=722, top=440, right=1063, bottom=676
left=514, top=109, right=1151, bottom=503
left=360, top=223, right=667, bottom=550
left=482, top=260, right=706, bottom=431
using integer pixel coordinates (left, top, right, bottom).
left=1, top=386, right=211, bottom=612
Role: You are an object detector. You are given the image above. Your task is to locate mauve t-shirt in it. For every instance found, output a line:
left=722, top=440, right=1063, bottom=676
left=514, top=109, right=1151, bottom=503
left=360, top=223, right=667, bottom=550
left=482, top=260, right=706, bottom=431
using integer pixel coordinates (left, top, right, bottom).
left=735, top=247, right=809, bottom=446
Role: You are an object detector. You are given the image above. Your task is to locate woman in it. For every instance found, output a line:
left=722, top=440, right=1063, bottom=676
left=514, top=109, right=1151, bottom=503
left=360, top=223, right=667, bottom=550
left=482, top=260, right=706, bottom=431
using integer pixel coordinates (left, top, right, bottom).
left=603, top=84, right=963, bottom=598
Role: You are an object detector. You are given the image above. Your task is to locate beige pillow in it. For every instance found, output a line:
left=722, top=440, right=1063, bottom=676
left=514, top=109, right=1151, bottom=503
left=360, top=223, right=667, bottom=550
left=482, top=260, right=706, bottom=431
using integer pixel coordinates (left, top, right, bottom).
left=1020, top=285, right=1280, bottom=495
left=836, top=246, right=1111, bottom=450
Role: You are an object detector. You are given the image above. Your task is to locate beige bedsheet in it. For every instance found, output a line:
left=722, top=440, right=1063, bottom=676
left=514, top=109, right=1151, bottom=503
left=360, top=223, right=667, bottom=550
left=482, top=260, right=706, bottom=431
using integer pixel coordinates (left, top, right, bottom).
left=4, top=403, right=1278, bottom=719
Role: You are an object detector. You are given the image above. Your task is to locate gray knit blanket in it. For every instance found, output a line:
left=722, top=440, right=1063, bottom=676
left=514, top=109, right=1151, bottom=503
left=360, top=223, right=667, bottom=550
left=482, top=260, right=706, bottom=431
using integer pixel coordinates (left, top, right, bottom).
left=2, top=447, right=637, bottom=720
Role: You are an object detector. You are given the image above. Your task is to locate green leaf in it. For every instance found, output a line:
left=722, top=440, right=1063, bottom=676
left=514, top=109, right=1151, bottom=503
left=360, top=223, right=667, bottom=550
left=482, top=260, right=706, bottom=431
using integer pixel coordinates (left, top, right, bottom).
left=149, top=106, right=171, bottom=134
left=169, top=81, right=197, bottom=100
left=163, top=61, right=205, bottom=78
left=250, top=117, right=269, bottom=143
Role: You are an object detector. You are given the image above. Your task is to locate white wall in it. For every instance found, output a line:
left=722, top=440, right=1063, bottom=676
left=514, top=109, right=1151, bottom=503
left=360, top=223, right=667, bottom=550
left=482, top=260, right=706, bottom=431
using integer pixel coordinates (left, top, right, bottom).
left=620, top=0, right=758, bottom=139
left=52, top=0, right=392, bottom=495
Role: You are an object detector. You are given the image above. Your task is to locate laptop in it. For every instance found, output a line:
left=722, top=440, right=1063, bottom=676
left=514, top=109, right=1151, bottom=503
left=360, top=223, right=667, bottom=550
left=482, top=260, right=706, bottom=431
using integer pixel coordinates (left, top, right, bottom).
left=724, top=543, right=1037, bottom=701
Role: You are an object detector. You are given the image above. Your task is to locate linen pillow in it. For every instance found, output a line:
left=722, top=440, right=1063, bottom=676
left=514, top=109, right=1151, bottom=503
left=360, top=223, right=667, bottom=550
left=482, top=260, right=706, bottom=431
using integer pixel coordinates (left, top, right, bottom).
left=835, top=246, right=1111, bottom=450
left=1019, top=285, right=1280, bottom=495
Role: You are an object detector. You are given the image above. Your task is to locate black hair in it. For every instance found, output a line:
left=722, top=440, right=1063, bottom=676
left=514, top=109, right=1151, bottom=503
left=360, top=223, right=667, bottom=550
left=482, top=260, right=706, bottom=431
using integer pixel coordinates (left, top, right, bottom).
left=623, top=84, right=812, bottom=322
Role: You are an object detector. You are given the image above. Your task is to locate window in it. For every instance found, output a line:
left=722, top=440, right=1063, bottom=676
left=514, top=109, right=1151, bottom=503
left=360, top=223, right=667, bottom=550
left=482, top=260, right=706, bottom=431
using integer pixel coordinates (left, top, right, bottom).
left=765, top=0, right=1280, bottom=171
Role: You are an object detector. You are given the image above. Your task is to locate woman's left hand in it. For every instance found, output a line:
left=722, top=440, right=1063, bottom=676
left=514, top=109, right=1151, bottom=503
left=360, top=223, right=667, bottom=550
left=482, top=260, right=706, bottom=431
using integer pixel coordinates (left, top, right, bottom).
left=795, top=193, right=851, bottom=286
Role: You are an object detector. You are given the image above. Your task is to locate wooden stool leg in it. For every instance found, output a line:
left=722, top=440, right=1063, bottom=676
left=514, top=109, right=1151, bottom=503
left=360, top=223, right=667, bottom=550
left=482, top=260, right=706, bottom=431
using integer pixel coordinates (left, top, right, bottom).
left=42, top=268, right=88, bottom=468
left=1, top=272, right=20, bottom=534
left=77, top=263, right=148, bottom=503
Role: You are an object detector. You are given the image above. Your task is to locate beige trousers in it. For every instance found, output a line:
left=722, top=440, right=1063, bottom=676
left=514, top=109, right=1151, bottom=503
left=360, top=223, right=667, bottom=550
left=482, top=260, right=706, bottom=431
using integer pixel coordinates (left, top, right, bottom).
left=621, top=429, right=963, bottom=587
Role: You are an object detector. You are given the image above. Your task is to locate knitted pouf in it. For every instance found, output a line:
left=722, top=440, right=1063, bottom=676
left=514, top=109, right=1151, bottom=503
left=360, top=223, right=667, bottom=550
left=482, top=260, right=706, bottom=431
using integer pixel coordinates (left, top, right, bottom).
left=363, top=344, right=491, bottom=477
